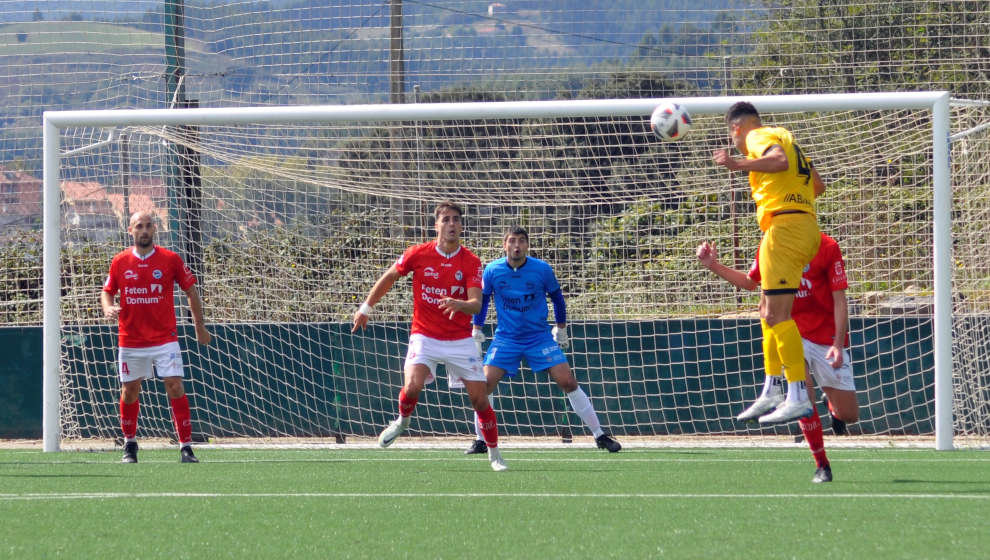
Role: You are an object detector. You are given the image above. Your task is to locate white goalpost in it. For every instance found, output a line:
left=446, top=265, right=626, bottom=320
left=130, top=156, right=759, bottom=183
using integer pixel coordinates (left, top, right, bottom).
left=43, top=91, right=970, bottom=452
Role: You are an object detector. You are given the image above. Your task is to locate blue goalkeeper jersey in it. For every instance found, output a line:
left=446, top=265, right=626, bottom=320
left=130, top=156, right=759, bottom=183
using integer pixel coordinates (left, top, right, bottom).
left=475, top=256, right=562, bottom=344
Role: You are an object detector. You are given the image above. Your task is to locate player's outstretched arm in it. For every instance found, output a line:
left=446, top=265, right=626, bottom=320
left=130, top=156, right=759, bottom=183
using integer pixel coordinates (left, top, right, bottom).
left=696, top=241, right=758, bottom=291
left=183, top=285, right=212, bottom=345
left=714, top=145, right=788, bottom=173
left=352, top=264, right=401, bottom=332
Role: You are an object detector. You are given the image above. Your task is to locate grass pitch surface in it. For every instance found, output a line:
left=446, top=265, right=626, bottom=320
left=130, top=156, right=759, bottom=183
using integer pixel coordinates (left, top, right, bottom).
left=1, top=446, right=987, bottom=558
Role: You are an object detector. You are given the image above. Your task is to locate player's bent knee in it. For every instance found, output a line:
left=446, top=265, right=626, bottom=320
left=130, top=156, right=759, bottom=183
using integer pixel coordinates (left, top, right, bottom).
left=163, top=378, right=185, bottom=398
left=121, top=380, right=142, bottom=402
left=470, top=396, right=491, bottom=411
left=830, top=391, right=859, bottom=423
left=464, top=389, right=491, bottom=411
left=839, top=409, right=859, bottom=423
left=405, top=383, right=424, bottom=397
left=556, top=377, right=578, bottom=393
left=549, top=364, right=577, bottom=392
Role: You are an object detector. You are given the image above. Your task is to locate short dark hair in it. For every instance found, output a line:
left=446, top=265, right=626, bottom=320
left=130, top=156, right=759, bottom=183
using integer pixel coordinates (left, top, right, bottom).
left=434, top=200, right=464, bottom=220
left=503, top=225, right=529, bottom=242
left=726, top=101, right=760, bottom=124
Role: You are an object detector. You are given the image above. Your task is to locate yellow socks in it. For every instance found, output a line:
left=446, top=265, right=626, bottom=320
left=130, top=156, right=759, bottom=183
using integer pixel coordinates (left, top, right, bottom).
left=761, top=319, right=783, bottom=379
left=770, top=319, right=806, bottom=383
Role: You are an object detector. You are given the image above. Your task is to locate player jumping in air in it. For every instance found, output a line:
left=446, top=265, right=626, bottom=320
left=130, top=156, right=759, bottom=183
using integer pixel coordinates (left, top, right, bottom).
left=713, top=101, right=826, bottom=426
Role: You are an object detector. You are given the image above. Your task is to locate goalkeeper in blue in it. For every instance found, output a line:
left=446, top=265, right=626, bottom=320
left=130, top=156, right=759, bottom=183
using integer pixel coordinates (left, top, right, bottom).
left=465, top=226, right=621, bottom=454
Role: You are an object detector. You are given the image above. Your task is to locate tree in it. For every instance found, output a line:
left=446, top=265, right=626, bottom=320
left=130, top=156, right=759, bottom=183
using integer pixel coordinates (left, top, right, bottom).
left=737, top=1, right=990, bottom=96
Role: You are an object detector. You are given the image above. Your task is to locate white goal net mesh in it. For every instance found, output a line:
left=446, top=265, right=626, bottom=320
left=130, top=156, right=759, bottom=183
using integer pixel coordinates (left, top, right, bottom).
left=52, top=99, right=990, bottom=446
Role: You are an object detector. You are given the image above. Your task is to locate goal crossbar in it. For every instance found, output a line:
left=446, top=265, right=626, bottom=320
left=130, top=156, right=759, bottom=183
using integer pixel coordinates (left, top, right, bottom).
left=41, top=91, right=954, bottom=451
left=44, top=92, right=947, bottom=128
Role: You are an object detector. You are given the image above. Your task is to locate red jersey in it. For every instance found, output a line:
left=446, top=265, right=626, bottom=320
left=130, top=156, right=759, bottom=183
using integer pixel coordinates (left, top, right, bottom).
left=103, top=245, right=197, bottom=348
left=749, top=233, right=849, bottom=346
left=394, top=241, right=483, bottom=340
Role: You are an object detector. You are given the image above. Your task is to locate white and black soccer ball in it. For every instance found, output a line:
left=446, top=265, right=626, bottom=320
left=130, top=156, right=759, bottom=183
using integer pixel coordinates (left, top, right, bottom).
left=650, top=102, right=692, bottom=142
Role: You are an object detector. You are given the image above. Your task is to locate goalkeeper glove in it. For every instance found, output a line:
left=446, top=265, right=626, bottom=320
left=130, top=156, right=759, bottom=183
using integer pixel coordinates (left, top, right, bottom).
left=472, top=326, right=486, bottom=354
left=552, top=325, right=569, bottom=350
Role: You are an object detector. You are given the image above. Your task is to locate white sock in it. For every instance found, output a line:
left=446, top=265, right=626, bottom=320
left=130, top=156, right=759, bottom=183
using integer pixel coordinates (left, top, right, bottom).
left=124, top=437, right=137, bottom=444
left=474, top=412, right=484, bottom=440
left=786, top=380, right=809, bottom=403
left=761, top=375, right=783, bottom=397
left=566, top=387, right=603, bottom=438
left=398, top=415, right=411, bottom=429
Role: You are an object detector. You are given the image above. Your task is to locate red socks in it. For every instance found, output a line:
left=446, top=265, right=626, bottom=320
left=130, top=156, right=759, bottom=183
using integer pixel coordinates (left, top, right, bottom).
left=120, top=398, right=139, bottom=439
left=476, top=405, right=499, bottom=449
left=798, top=407, right=829, bottom=469
left=121, top=394, right=193, bottom=444
left=398, top=388, right=418, bottom=417
left=170, top=394, right=192, bottom=444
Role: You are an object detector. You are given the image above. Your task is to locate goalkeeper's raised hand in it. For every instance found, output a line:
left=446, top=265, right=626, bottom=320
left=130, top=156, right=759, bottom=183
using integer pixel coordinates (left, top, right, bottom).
left=472, top=326, right=486, bottom=354
left=552, top=325, right=569, bottom=350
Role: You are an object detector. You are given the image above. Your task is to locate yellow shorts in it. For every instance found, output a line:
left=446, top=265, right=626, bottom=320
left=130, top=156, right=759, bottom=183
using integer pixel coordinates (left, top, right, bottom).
left=758, top=213, right=820, bottom=293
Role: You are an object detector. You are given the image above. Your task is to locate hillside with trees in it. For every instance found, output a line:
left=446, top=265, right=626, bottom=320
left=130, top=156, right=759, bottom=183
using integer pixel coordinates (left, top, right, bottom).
left=1, top=1, right=989, bottom=325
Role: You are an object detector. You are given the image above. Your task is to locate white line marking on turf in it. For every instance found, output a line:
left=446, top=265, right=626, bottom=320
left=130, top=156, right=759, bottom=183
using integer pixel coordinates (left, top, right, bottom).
left=7, top=455, right=990, bottom=466
left=0, top=491, right=987, bottom=501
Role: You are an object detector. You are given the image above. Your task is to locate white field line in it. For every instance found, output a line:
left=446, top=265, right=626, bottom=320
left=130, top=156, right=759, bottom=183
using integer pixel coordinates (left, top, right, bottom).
left=9, top=436, right=989, bottom=452
left=6, top=455, right=990, bottom=465
left=0, top=491, right=987, bottom=501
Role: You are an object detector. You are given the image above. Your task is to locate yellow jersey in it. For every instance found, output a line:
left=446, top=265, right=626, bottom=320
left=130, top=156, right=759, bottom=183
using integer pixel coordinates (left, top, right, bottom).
left=745, top=126, right=816, bottom=231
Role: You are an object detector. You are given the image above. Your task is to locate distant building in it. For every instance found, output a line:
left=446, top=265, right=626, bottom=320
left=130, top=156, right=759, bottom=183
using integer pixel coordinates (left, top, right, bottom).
left=61, top=178, right=168, bottom=243
left=60, top=180, right=122, bottom=243
left=1, top=166, right=171, bottom=241
left=0, top=166, right=42, bottom=229
left=107, top=177, right=169, bottom=228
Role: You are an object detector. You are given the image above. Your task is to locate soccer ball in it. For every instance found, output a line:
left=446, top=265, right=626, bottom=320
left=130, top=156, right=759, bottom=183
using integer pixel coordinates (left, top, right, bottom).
left=650, top=102, right=692, bottom=142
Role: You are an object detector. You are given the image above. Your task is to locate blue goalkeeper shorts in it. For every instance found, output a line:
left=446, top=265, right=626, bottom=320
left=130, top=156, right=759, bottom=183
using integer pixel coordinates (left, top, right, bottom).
left=483, top=333, right=567, bottom=376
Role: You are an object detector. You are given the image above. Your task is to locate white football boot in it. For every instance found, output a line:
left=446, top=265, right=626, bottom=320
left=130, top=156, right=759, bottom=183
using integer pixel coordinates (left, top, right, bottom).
left=488, top=446, right=508, bottom=472
left=736, top=384, right=785, bottom=423
left=377, top=417, right=408, bottom=448
left=758, top=400, right=813, bottom=425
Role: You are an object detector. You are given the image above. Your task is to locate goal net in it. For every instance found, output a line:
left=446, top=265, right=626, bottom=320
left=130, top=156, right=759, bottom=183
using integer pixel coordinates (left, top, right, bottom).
left=44, top=93, right=990, bottom=450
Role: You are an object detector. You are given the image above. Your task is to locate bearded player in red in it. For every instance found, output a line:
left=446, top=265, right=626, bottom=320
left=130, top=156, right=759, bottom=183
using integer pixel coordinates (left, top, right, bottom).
left=697, top=233, right=859, bottom=483
left=101, top=211, right=212, bottom=464
left=352, top=201, right=507, bottom=471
